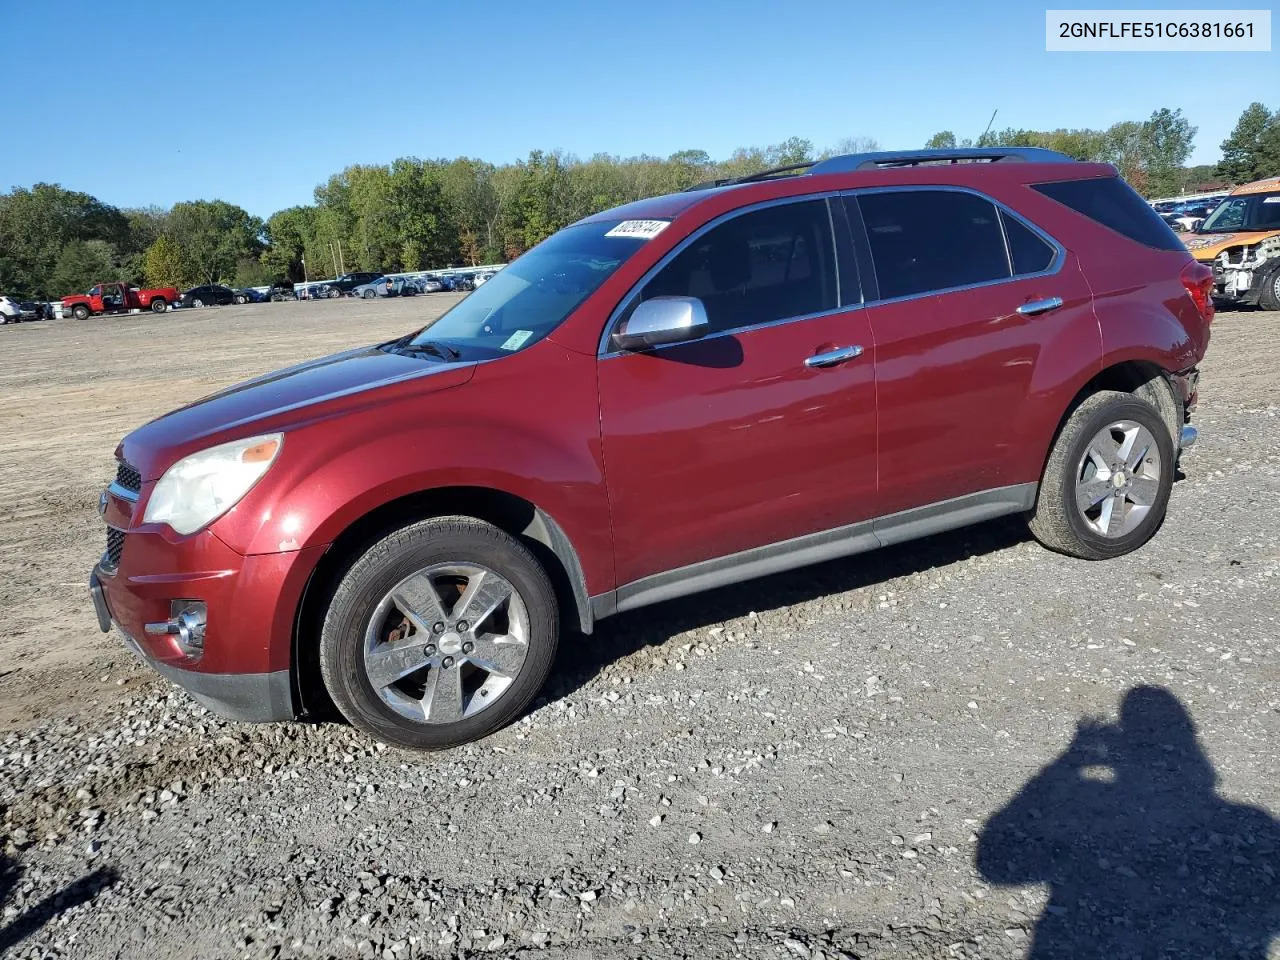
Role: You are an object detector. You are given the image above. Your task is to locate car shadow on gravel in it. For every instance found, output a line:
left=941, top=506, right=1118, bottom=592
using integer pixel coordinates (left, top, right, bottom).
left=0, top=845, right=119, bottom=954
left=543, top=515, right=1032, bottom=704
left=976, top=686, right=1280, bottom=959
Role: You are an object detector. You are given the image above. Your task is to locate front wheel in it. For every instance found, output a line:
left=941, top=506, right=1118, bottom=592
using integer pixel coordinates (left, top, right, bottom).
left=1257, top=260, right=1280, bottom=311
left=319, top=517, right=559, bottom=751
left=362, top=289, right=375, bottom=299
left=1029, top=390, right=1174, bottom=560
left=234, top=295, right=247, bottom=305
left=150, top=298, right=167, bottom=313
left=72, top=304, right=90, bottom=321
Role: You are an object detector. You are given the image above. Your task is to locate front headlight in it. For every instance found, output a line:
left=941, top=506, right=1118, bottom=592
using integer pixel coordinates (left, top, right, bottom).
left=143, top=433, right=283, bottom=535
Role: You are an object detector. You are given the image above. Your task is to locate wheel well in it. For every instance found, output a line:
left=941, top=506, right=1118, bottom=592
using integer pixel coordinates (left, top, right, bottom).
left=1046, top=360, right=1181, bottom=469
left=291, top=487, right=592, bottom=717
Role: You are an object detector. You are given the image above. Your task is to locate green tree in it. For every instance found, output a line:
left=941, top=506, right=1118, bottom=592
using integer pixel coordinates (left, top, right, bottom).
left=1141, top=108, right=1198, bottom=197
left=168, top=200, right=264, bottom=284
left=142, top=235, right=185, bottom=288
left=1217, top=102, right=1280, bottom=183
left=0, top=183, right=128, bottom=296
left=50, top=239, right=118, bottom=295
left=925, top=131, right=957, bottom=149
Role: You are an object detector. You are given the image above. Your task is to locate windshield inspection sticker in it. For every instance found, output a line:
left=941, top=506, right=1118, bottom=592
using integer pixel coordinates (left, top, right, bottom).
left=500, top=330, right=534, bottom=351
left=605, top=219, right=670, bottom=240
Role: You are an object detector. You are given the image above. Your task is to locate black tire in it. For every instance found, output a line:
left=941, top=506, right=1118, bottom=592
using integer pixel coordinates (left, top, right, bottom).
left=192, top=298, right=204, bottom=308
left=72, top=304, right=90, bottom=321
left=1257, top=260, right=1280, bottom=311
left=319, top=516, right=559, bottom=751
left=1029, top=390, right=1175, bottom=560
left=234, top=295, right=247, bottom=305
left=362, top=289, right=375, bottom=299
left=150, top=298, right=167, bottom=313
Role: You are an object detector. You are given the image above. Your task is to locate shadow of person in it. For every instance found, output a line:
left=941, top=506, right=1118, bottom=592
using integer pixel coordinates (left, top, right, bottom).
left=977, top=686, right=1280, bottom=959
left=0, top=843, right=119, bottom=954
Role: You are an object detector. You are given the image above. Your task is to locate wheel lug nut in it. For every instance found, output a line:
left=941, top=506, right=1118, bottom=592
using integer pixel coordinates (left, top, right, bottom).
left=463, top=641, right=474, bottom=654
left=432, top=622, right=445, bottom=634
left=424, top=644, right=435, bottom=657
left=442, top=656, right=454, bottom=668
left=456, top=620, right=469, bottom=632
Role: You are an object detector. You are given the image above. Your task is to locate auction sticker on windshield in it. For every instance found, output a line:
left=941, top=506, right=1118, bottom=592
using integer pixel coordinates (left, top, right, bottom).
left=604, top=220, right=670, bottom=240
left=500, top=330, right=534, bottom=351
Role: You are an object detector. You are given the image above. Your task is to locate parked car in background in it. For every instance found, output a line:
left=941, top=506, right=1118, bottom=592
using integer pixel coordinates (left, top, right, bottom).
left=330, top=272, right=386, bottom=295
left=63, top=282, right=178, bottom=319
left=90, top=146, right=1212, bottom=751
left=234, top=288, right=268, bottom=304
left=268, top=284, right=297, bottom=301
left=179, top=284, right=237, bottom=308
left=472, top=271, right=494, bottom=287
left=418, top=276, right=445, bottom=293
left=438, top=273, right=471, bottom=292
left=0, top=295, right=20, bottom=324
left=353, top=276, right=418, bottom=299
left=17, top=299, right=51, bottom=321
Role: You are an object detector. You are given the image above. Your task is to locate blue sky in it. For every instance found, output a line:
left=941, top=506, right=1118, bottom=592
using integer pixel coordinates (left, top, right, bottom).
left=3, top=0, right=1274, bottom=217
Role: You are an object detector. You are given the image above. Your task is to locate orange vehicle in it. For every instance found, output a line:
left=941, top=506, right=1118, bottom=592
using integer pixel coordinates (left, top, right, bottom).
left=1182, top=176, right=1280, bottom=309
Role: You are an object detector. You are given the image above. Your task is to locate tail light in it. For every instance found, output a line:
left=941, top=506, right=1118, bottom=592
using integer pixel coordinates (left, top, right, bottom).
left=1180, top=261, right=1215, bottom=324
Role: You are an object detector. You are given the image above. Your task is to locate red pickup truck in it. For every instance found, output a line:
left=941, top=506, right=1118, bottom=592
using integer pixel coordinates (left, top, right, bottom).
left=63, top=281, right=178, bottom=320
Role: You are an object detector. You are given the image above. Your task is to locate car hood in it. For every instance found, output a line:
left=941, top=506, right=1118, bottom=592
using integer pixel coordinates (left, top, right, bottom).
left=122, top=345, right=475, bottom=479
left=1184, top=228, right=1280, bottom=259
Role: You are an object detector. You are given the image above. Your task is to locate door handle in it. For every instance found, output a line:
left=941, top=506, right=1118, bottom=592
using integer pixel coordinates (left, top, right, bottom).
left=1016, top=296, right=1064, bottom=317
left=804, top=345, right=864, bottom=368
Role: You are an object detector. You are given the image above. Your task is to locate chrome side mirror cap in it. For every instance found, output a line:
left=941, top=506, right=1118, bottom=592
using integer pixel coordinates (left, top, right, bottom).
left=612, top=296, right=710, bottom=351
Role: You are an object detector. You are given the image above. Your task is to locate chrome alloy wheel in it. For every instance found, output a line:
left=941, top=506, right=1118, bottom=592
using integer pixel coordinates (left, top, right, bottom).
left=1075, top=420, right=1162, bottom=537
left=362, top=563, right=530, bottom=724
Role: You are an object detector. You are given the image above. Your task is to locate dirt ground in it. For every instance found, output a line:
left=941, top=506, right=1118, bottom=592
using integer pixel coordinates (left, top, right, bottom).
left=0, top=298, right=1272, bottom=732
left=0, top=295, right=464, bottom=728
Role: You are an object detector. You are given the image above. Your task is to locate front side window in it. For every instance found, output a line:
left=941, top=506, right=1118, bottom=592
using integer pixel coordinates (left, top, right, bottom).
left=405, top=220, right=651, bottom=360
left=854, top=190, right=1009, bottom=300
left=631, top=199, right=838, bottom=335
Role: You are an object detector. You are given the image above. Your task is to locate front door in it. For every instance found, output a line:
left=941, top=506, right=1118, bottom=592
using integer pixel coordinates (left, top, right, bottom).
left=598, top=197, right=879, bottom=590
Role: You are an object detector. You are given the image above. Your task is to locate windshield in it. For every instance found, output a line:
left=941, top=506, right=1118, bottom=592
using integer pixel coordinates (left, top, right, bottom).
left=403, top=220, right=660, bottom=360
left=1197, top=192, right=1280, bottom=234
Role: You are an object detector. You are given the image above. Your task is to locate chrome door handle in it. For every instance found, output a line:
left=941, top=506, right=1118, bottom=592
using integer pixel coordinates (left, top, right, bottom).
left=804, top=345, right=864, bottom=368
left=1016, top=296, right=1064, bottom=316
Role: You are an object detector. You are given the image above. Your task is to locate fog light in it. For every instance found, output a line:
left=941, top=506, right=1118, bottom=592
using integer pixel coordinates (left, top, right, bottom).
left=144, top=601, right=207, bottom=656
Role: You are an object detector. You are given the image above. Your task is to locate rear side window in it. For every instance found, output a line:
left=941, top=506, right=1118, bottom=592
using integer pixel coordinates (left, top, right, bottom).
left=1002, top=211, right=1056, bottom=275
left=1032, top=177, right=1185, bottom=252
left=637, top=199, right=838, bottom=334
left=854, top=190, right=1009, bottom=300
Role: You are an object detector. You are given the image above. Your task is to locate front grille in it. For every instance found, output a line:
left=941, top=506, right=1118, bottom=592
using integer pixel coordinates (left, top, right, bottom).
left=115, top=461, right=141, bottom=493
left=105, top=528, right=125, bottom=569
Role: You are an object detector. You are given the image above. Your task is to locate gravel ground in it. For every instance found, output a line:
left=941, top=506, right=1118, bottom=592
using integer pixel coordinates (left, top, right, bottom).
left=1, top=306, right=1278, bottom=960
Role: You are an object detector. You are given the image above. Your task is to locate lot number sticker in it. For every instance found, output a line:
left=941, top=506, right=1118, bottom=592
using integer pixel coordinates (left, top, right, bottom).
left=604, top=220, right=670, bottom=240
left=500, top=330, right=534, bottom=351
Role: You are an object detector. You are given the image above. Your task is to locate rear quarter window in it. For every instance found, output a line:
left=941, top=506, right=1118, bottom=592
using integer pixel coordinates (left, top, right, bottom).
left=1032, top=177, right=1185, bottom=252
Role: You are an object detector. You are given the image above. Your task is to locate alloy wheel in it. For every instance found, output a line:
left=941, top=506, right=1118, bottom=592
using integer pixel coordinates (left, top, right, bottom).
left=362, top=563, right=530, bottom=724
left=1074, top=420, right=1162, bottom=537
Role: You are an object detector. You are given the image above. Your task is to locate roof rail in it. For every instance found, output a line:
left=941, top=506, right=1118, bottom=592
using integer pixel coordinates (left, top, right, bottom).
left=683, top=161, right=815, bottom=192
left=809, top=147, right=1076, bottom=175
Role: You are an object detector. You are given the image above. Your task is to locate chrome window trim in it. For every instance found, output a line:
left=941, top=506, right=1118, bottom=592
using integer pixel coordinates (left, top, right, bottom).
left=596, top=192, right=846, bottom=360
left=841, top=185, right=1067, bottom=307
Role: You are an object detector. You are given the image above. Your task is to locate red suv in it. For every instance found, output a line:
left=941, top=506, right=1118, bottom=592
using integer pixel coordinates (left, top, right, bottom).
left=90, top=148, right=1213, bottom=750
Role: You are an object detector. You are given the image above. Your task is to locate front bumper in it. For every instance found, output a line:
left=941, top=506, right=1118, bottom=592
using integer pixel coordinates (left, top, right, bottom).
left=91, top=567, right=295, bottom=722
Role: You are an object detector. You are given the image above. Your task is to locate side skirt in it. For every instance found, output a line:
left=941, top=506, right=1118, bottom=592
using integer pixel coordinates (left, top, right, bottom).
left=589, top=483, right=1037, bottom=620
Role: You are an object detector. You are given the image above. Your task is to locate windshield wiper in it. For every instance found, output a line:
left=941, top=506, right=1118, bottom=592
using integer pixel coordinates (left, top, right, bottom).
left=404, top=340, right=461, bottom=361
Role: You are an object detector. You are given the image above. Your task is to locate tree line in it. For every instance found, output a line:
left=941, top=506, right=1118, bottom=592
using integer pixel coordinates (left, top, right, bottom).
left=2, top=103, right=1278, bottom=301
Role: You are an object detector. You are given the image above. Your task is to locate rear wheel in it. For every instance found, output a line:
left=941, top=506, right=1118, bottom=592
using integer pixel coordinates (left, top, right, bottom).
left=150, top=298, right=167, bottom=313
left=234, top=294, right=247, bottom=305
left=72, top=304, right=90, bottom=321
left=1029, top=391, right=1174, bottom=560
left=192, top=298, right=204, bottom=308
left=319, top=517, right=559, bottom=751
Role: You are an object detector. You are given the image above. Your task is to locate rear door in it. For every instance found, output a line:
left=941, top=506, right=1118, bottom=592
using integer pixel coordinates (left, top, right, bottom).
left=597, top=197, right=879, bottom=589
left=845, top=187, right=1098, bottom=517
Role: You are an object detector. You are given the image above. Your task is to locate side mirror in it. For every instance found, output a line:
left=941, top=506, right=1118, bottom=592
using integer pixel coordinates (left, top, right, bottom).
left=612, top=296, right=710, bottom=352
